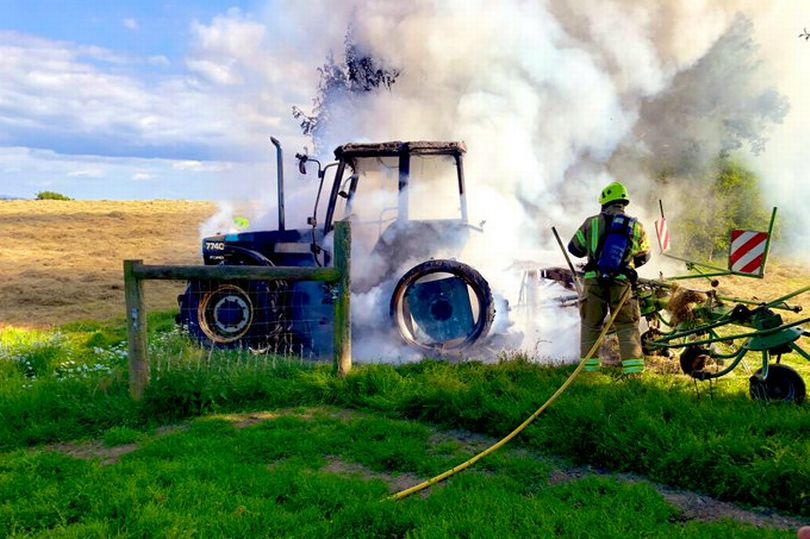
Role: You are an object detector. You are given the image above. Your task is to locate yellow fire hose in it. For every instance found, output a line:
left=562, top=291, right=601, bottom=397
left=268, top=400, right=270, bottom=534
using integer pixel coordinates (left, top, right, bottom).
left=387, top=286, right=631, bottom=502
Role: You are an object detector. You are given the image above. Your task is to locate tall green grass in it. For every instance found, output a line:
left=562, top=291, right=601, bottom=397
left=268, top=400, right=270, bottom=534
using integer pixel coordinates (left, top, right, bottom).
left=0, top=410, right=793, bottom=538
left=1, top=322, right=808, bottom=518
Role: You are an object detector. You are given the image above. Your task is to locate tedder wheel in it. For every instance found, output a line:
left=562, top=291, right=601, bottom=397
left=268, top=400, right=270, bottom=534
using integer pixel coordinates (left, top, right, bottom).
left=749, top=364, right=806, bottom=404
left=641, top=328, right=669, bottom=357
left=390, top=259, right=494, bottom=355
left=679, top=345, right=711, bottom=376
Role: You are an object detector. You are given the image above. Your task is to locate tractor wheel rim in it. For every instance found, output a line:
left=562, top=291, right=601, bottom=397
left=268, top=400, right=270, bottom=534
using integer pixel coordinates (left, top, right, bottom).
left=212, top=295, right=251, bottom=334
left=198, top=284, right=254, bottom=343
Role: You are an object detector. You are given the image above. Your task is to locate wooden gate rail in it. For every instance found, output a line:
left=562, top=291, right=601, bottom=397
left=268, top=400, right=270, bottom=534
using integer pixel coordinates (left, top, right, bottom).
left=123, top=220, right=351, bottom=400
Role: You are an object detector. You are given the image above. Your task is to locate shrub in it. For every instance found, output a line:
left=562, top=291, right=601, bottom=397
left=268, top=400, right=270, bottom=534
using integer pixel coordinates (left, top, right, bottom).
left=672, top=159, right=773, bottom=260
left=35, top=191, right=72, bottom=201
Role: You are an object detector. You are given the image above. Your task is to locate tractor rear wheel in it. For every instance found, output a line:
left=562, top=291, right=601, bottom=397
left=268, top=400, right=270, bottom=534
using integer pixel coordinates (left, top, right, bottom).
left=749, top=364, right=806, bottom=404
left=389, top=259, right=494, bottom=355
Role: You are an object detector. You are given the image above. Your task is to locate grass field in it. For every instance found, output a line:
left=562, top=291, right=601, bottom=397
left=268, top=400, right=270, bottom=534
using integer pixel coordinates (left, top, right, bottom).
left=1, top=405, right=802, bottom=538
left=0, top=200, right=808, bottom=537
left=713, top=263, right=810, bottom=317
left=0, top=335, right=808, bottom=537
left=0, top=200, right=215, bottom=327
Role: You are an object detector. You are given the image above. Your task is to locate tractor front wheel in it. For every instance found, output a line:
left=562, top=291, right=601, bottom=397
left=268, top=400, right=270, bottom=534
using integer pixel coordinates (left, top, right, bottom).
left=749, top=364, right=806, bottom=404
left=198, top=284, right=255, bottom=344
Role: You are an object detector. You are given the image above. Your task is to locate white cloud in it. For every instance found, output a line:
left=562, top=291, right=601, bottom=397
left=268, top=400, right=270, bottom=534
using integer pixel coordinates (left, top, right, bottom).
left=67, top=169, right=104, bottom=178
left=185, top=59, right=240, bottom=85
left=172, top=160, right=232, bottom=172
left=77, top=44, right=129, bottom=64
left=147, top=55, right=170, bottom=67
left=0, top=146, right=274, bottom=200
left=123, top=18, right=139, bottom=31
left=184, top=9, right=265, bottom=87
left=0, top=11, right=318, bottom=200
left=190, top=8, right=265, bottom=61
left=0, top=26, right=307, bottom=163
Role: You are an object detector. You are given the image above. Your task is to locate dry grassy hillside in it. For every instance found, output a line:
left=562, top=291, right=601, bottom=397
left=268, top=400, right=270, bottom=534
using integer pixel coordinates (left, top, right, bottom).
left=0, top=200, right=215, bottom=327
left=0, top=200, right=807, bottom=329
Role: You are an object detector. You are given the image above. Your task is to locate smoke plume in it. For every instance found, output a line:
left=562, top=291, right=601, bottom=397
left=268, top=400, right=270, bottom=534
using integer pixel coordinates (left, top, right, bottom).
left=203, top=1, right=796, bottom=361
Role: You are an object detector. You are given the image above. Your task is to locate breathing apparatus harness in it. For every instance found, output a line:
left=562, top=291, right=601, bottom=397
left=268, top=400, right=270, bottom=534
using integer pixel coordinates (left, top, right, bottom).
left=584, top=212, right=639, bottom=289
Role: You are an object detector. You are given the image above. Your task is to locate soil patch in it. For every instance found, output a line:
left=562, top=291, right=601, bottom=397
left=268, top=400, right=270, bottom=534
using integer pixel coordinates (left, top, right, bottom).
left=46, top=441, right=140, bottom=465
left=322, top=456, right=427, bottom=496
left=548, top=466, right=806, bottom=530
left=45, top=424, right=184, bottom=465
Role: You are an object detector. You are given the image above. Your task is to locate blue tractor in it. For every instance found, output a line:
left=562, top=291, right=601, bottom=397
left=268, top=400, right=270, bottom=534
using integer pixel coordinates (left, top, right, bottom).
left=177, top=139, right=497, bottom=357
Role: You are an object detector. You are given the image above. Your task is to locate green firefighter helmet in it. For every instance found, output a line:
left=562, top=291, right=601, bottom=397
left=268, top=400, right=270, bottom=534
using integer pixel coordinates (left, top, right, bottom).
left=599, top=181, right=629, bottom=206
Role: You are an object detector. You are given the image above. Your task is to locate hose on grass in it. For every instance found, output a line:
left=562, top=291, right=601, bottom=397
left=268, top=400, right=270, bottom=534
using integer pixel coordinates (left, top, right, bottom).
left=388, top=285, right=632, bottom=502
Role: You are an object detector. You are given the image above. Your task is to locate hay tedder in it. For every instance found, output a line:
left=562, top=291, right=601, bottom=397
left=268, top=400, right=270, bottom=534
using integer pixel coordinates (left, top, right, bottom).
left=537, top=205, right=810, bottom=404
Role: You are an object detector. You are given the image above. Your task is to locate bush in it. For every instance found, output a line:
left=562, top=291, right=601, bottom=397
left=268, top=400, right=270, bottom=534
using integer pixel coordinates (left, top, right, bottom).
left=35, top=191, right=72, bottom=201
left=674, top=159, right=773, bottom=260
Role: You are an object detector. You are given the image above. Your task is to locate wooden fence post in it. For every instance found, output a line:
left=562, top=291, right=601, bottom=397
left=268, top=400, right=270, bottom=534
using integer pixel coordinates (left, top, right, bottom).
left=332, top=220, right=352, bottom=376
left=123, top=260, right=149, bottom=400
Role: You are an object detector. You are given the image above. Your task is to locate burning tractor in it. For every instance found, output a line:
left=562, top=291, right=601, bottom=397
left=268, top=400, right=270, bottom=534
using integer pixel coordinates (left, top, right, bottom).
left=177, top=139, right=499, bottom=357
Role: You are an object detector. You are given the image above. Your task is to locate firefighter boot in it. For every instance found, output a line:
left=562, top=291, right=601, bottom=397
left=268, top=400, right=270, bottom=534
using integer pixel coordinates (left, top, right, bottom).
left=621, top=358, right=644, bottom=376
left=583, top=358, right=600, bottom=372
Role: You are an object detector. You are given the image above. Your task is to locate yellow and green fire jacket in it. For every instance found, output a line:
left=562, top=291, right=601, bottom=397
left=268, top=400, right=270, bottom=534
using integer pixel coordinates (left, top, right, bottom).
left=567, top=203, right=651, bottom=280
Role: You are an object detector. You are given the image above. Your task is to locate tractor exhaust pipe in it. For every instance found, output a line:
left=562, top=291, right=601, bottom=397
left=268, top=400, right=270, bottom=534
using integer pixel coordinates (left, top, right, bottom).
left=270, top=136, right=286, bottom=231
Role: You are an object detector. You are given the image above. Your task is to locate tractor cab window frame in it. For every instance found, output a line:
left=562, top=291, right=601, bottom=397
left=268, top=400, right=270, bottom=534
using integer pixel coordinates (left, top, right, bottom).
left=326, top=151, right=468, bottom=232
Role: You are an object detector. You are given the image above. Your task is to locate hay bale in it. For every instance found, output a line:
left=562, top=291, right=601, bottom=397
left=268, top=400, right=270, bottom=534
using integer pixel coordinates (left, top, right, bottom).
left=667, top=285, right=708, bottom=327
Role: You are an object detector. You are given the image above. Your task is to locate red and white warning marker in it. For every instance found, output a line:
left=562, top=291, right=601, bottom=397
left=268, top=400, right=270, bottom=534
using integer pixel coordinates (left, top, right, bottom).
left=655, top=200, right=671, bottom=254
left=655, top=217, right=670, bottom=254
left=655, top=199, right=776, bottom=278
left=729, top=230, right=769, bottom=276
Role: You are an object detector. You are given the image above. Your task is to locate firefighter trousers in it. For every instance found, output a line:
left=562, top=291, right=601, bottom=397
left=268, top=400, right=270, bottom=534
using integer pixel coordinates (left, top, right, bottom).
left=580, top=279, right=643, bottom=365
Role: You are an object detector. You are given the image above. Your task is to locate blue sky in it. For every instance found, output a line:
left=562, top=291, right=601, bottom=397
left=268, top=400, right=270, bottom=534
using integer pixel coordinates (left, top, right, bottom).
left=0, top=1, right=248, bottom=60
left=0, top=0, right=318, bottom=200
left=1, top=0, right=808, bottom=233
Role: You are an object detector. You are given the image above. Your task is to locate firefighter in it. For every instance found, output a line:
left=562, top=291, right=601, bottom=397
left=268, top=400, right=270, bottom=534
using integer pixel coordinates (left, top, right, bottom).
left=568, top=181, right=651, bottom=375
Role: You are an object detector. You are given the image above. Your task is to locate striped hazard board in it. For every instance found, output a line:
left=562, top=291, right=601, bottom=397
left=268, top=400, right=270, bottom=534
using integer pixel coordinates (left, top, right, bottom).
left=654, top=218, right=670, bottom=253
left=728, top=230, right=769, bottom=276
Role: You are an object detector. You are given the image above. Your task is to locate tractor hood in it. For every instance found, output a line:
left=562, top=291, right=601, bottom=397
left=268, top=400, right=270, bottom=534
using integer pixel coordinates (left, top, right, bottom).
left=202, top=227, right=326, bottom=267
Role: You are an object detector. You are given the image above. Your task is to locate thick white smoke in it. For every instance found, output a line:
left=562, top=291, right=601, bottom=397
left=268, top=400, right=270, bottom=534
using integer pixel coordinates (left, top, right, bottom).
left=200, top=1, right=799, bottom=362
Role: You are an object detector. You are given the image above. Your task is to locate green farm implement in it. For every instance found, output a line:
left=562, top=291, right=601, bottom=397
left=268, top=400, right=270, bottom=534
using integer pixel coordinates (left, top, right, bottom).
left=539, top=205, right=810, bottom=403
left=642, top=280, right=807, bottom=402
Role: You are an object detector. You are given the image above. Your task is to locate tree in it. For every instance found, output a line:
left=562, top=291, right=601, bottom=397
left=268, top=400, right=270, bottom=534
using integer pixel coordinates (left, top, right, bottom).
left=292, top=26, right=400, bottom=152
left=35, top=191, right=72, bottom=201
left=677, top=159, right=772, bottom=260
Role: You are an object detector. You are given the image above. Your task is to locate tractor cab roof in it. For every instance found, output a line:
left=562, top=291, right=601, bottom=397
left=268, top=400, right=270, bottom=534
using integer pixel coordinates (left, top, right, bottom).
left=333, top=141, right=466, bottom=160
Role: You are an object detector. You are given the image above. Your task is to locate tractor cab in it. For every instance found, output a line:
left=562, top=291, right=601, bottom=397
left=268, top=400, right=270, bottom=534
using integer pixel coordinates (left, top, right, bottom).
left=303, top=141, right=478, bottom=290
